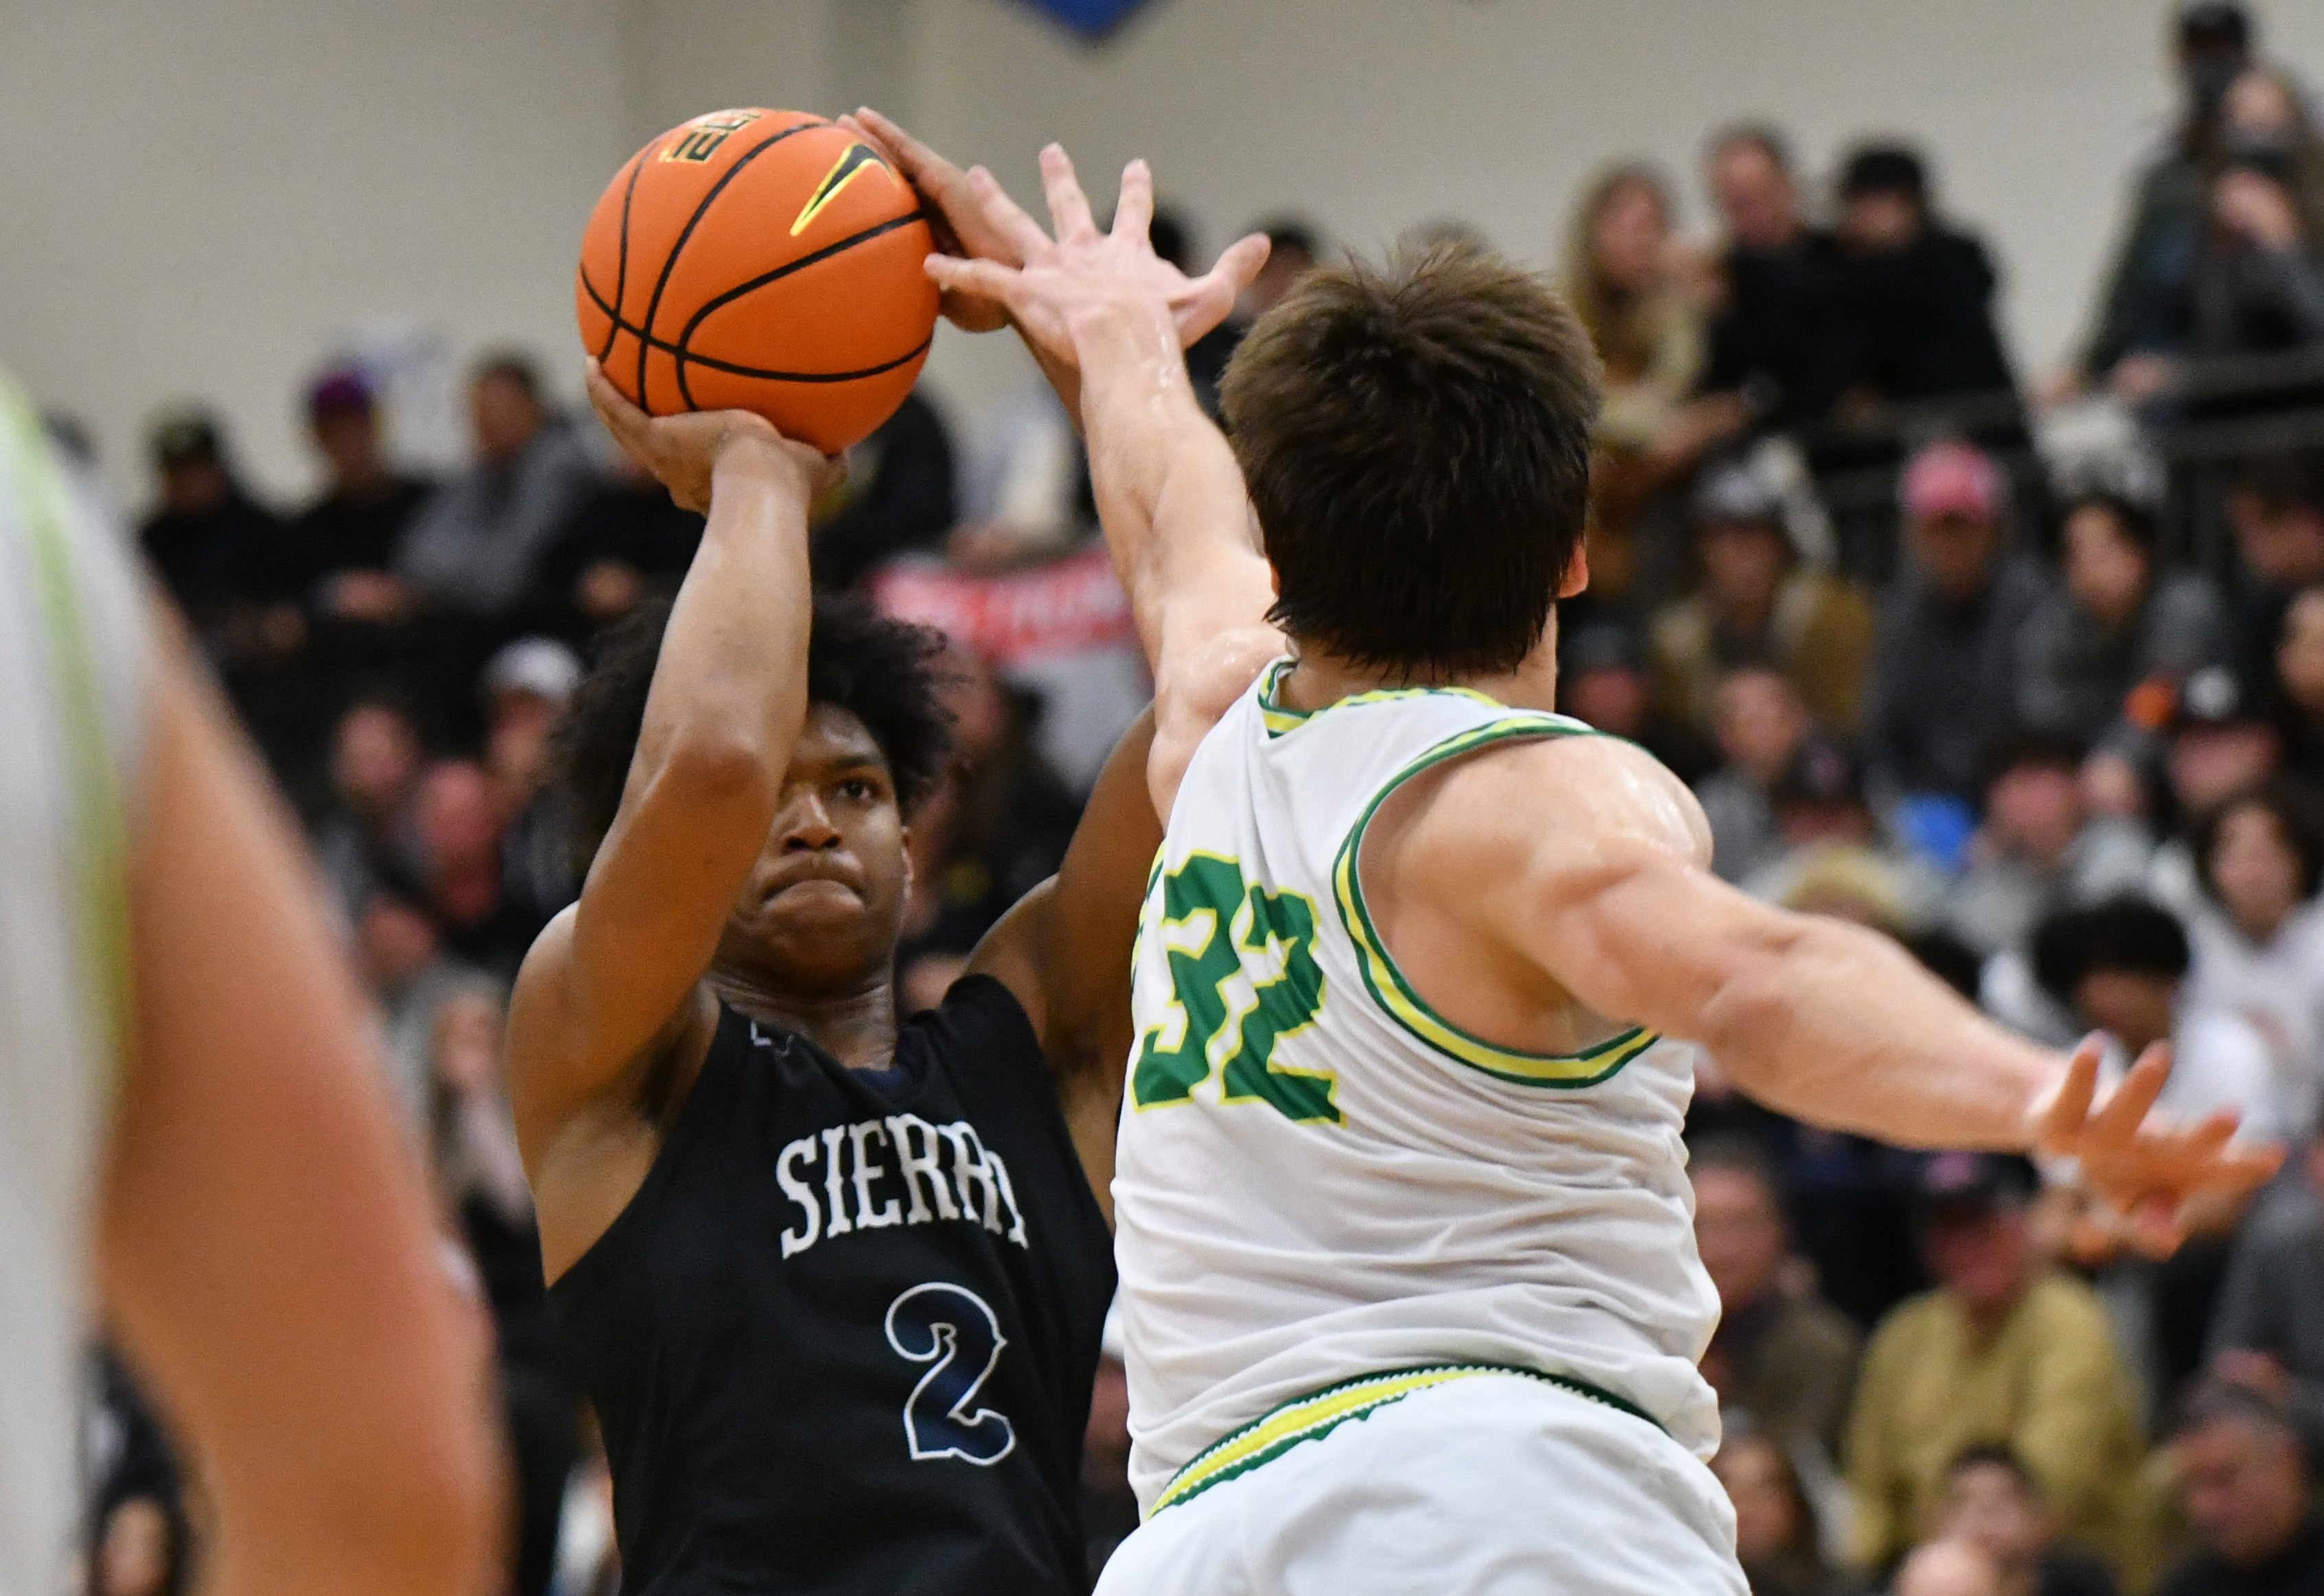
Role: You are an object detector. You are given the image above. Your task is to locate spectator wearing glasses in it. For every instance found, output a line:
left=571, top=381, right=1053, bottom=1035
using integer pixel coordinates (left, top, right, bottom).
left=1864, top=441, right=2050, bottom=808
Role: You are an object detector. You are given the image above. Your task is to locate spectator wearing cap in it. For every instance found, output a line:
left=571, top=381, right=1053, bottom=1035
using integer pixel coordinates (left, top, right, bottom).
left=2208, top=1124, right=2324, bottom=1463
left=1943, top=733, right=2154, bottom=960
left=2146, top=664, right=2288, bottom=914
left=2170, top=670, right=2287, bottom=839
left=137, top=406, right=281, bottom=639
left=1865, top=441, right=2051, bottom=806
left=1696, top=665, right=1814, bottom=885
left=1700, top=123, right=1852, bottom=433
left=2184, top=784, right=2324, bottom=1137
left=2016, top=492, right=2229, bottom=775
left=1830, top=144, right=2023, bottom=434
left=284, top=368, right=434, bottom=624
left=1559, top=622, right=1718, bottom=784
left=278, top=369, right=437, bottom=734
left=2225, top=454, right=2324, bottom=703
left=1692, top=1136, right=1862, bottom=1463
left=2156, top=1381, right=2324, bottom=1596
left=2056, top=3, right=2257, bottom=403
left=1650, top=454, right=1876, bottom=736
left=483, top=638, right=585, bottom=932
left=1843, top=1153, right=2144, bottom=1580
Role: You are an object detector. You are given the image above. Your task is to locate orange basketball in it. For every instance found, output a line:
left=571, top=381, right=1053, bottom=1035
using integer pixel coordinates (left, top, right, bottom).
left=575, top=109, right=939, bottom=454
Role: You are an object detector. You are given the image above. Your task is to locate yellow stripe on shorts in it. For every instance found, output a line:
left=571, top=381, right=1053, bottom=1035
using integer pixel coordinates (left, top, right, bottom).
left=1150, top=1363, right=1657, bottom=1517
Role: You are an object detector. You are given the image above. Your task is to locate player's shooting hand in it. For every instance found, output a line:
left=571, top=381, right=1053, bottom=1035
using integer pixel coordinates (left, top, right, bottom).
left=919, top=144, right=1271, bottom=374
left=2029, top=1035, right=2282, bottom=1259
left=583, top=358, right=838, bottom=515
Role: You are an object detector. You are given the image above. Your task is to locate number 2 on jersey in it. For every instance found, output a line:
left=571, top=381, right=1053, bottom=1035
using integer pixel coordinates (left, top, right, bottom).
left=1131, top=854, right=1338, bottom=1123
left=884, top=1283, right=1017, bottom=1466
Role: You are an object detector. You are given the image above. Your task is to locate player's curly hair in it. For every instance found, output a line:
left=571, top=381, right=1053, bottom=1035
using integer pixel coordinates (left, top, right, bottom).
left=552, top=593, right=953, bottom=876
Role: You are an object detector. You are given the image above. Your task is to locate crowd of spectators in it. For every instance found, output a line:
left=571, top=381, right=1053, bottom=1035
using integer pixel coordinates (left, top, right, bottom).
left=59, top=4, right=2324, bottom=1593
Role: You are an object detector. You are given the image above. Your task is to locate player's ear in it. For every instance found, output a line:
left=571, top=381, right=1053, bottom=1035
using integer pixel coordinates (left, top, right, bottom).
left=1556, top=543, right=1591, bottom=600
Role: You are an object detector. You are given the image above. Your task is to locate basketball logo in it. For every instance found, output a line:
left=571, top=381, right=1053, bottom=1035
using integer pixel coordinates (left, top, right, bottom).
left=661, top=109, right=764, bottom=164
left=792, top=144, right=893, bottom=238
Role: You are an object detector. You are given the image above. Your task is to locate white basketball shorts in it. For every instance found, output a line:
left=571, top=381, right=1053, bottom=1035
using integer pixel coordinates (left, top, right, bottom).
left=1095, top=1367, right=1747, bottom=1596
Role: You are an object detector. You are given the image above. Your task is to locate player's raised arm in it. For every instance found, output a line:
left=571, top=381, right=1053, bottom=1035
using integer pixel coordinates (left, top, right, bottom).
left=509, top=363, right=833, bottom=1151
left=914, top=141, right=1283, bottom=819
left=1405, top=732, right=2280, bottom=1253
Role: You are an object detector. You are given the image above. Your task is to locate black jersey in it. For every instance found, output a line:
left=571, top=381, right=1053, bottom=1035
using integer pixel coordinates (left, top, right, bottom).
left=547, top=977, right=1116, bottom=1595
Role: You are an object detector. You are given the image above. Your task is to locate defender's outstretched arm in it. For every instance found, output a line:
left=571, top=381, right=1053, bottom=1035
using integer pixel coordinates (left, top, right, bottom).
left=1407, top=733, right=2280, bottom=1253
left=509, top=365, right=831, bottom=1165
left=920, top=144, right=1284, bottom=821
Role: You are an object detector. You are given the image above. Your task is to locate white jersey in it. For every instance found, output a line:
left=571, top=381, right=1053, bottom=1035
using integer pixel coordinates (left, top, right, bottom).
left=1114, top=661, right=1719, bottom=1513
left=0, top=379, right=148, bottom=1595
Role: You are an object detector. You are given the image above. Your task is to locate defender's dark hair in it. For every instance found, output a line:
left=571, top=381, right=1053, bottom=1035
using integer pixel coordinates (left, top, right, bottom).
left=2195, top=780, right=2324, bottom=902
left=1220, top=239, right=1600, bottom=677
left=552, top=593, right=952, bottom=875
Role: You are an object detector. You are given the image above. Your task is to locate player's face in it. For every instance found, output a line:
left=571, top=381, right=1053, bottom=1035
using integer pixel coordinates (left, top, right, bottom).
left=718, top=705, right=911, bottom=993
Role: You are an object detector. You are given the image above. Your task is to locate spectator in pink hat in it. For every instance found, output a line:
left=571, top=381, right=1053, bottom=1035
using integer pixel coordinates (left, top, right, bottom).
left=1864, top=441, right=2051, bottom=804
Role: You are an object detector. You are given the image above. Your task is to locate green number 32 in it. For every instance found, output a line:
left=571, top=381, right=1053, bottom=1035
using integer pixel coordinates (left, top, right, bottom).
left=1131, top=854, right=1338, bottom=1124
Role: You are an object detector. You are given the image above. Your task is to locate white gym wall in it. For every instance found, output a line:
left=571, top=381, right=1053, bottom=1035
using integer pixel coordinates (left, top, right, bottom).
left=5, top=0, right=2322, bottom=506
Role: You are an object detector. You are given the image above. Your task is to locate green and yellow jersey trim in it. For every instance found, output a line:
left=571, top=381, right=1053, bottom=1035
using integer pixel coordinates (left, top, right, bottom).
left=1255, top=657, right=1508, bottom=738
left=1331, top=716, right=1658, bottom=1088
left=1150, top=1362, right=1657, bottom=1516
left=0, top=382, right=132, bottom=1082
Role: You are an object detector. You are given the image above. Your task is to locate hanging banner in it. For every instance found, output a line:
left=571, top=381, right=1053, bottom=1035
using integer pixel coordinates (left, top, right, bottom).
left=1011, top=0, right=1159, bottom=39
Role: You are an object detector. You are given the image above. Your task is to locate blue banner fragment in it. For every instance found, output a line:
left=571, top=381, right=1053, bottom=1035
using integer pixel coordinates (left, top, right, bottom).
left=1012, top=0, right=1158, bottom=38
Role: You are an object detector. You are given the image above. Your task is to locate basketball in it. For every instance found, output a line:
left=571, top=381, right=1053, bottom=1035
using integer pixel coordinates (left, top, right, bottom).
left=575, top=108, right=939, bottom=454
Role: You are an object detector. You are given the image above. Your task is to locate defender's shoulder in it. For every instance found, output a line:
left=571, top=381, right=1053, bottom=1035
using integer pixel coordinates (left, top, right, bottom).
left=1429, top=729, right=1710, bottom=869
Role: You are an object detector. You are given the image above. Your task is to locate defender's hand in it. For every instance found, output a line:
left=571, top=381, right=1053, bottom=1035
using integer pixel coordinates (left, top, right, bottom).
left=583, top=358, right=837, bottom=514
left=2030, top=1036, right=2281, bottom=1258
left=918, top=144, right=1271, bottom=374
left=842, top=107, right=1019, bottom=333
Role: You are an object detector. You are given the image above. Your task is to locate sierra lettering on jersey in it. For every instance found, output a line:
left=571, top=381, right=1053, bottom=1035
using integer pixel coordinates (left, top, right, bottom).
left=776, top=1112, right=1031, bottom=1259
